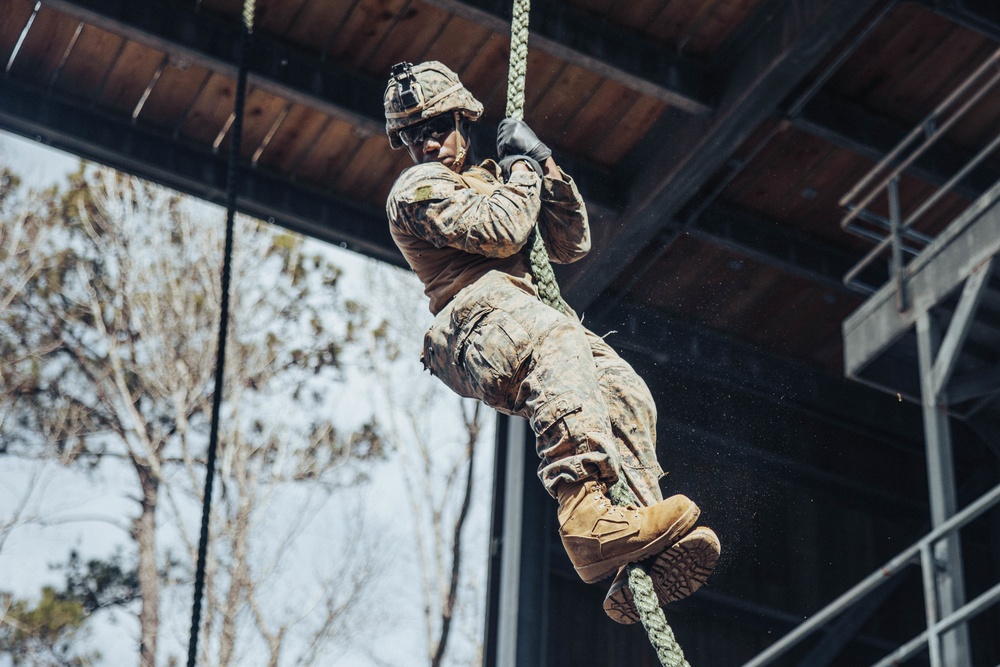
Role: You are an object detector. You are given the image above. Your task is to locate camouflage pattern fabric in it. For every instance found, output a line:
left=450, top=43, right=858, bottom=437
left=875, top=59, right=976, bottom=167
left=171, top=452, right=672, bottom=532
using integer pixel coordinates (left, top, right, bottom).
left=387, top=161, right=663, bottom=503
left=421, top=271, right=664, bottom=500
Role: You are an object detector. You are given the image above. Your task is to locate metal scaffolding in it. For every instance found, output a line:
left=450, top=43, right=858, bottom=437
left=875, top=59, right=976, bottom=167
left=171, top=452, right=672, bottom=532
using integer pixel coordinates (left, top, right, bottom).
left=743, top=46, right=1000, bottom=667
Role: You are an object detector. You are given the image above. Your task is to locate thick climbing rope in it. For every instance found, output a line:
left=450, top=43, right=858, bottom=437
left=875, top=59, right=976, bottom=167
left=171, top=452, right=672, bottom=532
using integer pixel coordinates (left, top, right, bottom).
left=504, top=2, right=690, bottom=665
left=505, top=0, right=568, bottom=315
left=186, top=1, right=255, bottom=665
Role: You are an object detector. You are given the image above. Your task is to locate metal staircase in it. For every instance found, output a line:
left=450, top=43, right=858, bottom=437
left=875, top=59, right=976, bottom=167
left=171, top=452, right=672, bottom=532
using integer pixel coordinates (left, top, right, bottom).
left=741, top=47, right=1000, bottom=667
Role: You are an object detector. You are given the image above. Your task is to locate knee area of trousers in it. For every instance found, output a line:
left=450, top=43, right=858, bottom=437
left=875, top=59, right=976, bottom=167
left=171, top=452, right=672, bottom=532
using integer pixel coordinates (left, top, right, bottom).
left=531, top=391, right=586, bottom=446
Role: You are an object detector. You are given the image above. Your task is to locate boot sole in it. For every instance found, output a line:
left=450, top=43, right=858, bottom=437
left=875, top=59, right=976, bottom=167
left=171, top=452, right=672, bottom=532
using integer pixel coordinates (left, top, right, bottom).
left=574, top=502, right=700, bottom=584
left=603, top=526, right=720, bottom=625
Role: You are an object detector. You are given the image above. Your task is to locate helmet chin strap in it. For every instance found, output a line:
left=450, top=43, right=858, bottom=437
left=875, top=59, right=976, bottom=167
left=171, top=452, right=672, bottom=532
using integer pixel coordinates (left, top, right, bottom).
left=451, top=111, right=468, bottom=172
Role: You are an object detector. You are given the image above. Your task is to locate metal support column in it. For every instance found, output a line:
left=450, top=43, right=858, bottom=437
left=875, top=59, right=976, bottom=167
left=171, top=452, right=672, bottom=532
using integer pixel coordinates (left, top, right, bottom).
left=485, top=415, right=550, bottom=667
left=915, top=301, right=978, bottom=667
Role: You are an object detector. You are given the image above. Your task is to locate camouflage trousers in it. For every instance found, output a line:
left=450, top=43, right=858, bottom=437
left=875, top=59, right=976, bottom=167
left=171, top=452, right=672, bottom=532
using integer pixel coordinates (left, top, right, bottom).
left=422, top=271, right=664, bottom=505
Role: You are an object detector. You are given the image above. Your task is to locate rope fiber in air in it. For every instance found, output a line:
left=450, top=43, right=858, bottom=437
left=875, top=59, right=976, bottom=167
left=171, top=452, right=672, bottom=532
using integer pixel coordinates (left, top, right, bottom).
left=186, top=1, right=255, bottom=665
left=503, top=1, right=690, bottom=664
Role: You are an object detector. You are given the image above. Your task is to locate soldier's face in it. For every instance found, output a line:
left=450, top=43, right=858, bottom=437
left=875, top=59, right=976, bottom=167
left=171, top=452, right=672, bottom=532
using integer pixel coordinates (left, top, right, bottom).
left=406, top=121, right=461, bottom=170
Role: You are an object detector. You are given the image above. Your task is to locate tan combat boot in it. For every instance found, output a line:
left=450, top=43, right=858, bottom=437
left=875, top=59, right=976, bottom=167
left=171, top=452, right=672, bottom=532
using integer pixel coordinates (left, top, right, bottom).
left=602, top=526, right=721, bottom=624
left=557, top=480, right=700, bottom=584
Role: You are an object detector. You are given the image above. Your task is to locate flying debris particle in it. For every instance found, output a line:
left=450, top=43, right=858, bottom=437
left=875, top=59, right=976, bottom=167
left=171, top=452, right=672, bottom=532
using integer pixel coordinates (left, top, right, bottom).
left=897, top=393, right=902, bottom=402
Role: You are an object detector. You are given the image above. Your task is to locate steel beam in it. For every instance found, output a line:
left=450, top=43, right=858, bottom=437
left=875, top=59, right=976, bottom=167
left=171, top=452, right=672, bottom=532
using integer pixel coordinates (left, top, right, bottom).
left=843, top=179, right=1000, bottom=383
left=0, top=76, right=403, bottom=265
left=421, top=0, right=711, bottom=113
left=915, top=313, right=972, bottom=667
left=932, top=260, right=995, bottom=396
left=563, top=0, right=886, bottom=308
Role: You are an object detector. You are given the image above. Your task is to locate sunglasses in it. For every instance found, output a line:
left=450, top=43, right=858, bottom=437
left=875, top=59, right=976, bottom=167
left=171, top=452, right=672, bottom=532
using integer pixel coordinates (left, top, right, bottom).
left=399, top=115, right=455, bottom=147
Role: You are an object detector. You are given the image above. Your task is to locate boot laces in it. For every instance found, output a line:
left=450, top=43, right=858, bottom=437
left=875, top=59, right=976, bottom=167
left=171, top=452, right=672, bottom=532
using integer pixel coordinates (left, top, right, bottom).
left=591, top=483, right=639, bottom=516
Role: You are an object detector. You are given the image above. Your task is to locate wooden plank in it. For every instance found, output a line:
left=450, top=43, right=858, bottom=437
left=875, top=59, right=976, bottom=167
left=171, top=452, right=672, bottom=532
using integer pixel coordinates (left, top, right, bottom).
left=523, top=52, right=565, bottom=117
left=592, top=94, right=667, bottom=165
left=529, top=63, right=602, bottom=144
left=891, top=27, right=990, bottom=124
left=421, top=13, right=492, bottom=72
left=866, top=22, right=968, bottom=122
left=0, top=0, right=38, bottom=65
left=685, top=0, right=767, bottom=56
left=255, top=104, right=330, bottom=173
left=371, top=151, right=415, bottom=204
left=285, top=0, right=360, bottom=52
left=295, top=118, right=360, bottom=185
left=751, top=130, right=831, bottom=211
left=365, top=1, right=451, bottom=75
left=330, top=0, right=410, bottom=67
left=650, top=0, right=713, bottom=50
left=178, top=72, right=236, bottom=146
left=826, top=3, right=922, bottom=101
left=950, top=81, right=1000, bottom=148
left=215, top=87, right=290, bottom=160
left=52, top=23, right=123, bottom=100
left=6, top=6, right=77, bottom=83
left=560, top=79, right=640, bottom=165
left=355, top=137, right=403, bottom=201
left=610, top=0, right=669, bottom=36
left=198, top=0, right=241, bottom=16
left=455, top=30, right=509, bottom=119
left=255, top=0, right=311, bottom=35
left=136, top=62, right=212, bottom=130
left=97, top=40, right=165, bottom=114
left=724, top=127, right=804, bottom=216
left=778, top=144, right=865, bottom=237
left=563, top=0, right=616, bottom=17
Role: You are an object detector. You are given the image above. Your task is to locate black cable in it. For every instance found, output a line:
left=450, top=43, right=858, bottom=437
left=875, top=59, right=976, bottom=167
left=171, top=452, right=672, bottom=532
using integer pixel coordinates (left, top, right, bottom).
left=186, top=5, right=253, bottom=666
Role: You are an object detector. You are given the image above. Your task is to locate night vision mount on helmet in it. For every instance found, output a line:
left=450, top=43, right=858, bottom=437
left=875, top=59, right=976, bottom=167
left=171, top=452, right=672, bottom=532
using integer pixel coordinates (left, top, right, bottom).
left=383, top=61, right=484, bottom=150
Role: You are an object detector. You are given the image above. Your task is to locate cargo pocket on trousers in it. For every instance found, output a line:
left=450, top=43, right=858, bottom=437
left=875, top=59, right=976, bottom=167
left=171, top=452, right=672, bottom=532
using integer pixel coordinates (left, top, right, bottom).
left=530, top=391, right=585, bottom=451
left=460, top=310, right=531, bottom=411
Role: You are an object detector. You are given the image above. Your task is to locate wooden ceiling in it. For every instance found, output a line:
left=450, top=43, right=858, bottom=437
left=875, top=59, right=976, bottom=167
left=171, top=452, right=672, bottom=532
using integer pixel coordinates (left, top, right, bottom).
left=2, top=0, right=1000, bottom=379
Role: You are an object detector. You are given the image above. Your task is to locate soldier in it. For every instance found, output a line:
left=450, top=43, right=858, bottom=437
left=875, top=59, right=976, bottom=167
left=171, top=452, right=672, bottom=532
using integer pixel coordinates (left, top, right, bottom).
left=383, top=61, right=719, bottom=623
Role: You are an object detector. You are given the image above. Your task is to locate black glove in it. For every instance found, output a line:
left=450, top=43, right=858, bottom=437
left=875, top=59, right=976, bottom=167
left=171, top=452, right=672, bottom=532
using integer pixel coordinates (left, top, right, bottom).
left=499, top=155, right=544, bottom=179
left=497, top=119, right=552, bottom=163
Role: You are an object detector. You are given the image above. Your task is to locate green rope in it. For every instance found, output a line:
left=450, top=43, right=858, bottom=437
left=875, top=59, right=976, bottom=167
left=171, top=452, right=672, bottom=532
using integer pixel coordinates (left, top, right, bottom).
left=187, top=2, right=254, bottom=666
left=610, top=481, right=692, bottom=667
left=503, top=0, right=690, bottom=664
left=504, top=0, right=568, bottom=315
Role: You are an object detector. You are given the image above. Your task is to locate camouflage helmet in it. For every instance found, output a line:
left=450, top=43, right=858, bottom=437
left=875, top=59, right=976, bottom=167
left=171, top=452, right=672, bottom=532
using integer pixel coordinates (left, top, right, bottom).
left=384, top=61, right=483, bottom=149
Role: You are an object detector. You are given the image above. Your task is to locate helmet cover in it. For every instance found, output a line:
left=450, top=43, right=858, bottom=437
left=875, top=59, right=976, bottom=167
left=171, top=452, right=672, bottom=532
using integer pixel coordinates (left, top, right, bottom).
left=384, top=61, right=484, bottom=149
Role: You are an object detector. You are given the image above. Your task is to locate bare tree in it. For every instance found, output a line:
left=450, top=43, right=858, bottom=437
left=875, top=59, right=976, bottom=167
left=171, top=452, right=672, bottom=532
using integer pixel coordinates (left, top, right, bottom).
left=0, top=165, right=386, bottom=666
left=361, top=265, right=493, bottom=667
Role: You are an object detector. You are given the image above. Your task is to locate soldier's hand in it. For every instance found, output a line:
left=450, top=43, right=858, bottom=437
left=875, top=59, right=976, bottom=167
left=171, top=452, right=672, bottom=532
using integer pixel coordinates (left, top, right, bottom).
left=497, top=119, right=552, bottom=163
left=499, top=155, right=544, bottom=179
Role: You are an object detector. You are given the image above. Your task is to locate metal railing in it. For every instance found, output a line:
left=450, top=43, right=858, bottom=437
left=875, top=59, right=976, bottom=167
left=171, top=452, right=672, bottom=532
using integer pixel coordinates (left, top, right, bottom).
left=741, top=481, right=1000, bottom=667
left=840, top=46, right=1000, bottom=308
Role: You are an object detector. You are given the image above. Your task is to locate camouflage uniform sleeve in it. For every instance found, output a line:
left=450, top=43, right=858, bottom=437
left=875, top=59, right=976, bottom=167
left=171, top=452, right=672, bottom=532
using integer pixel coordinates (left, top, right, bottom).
left=539, top=168, right=590, bottom=264
left=387, top=162, right=542, bottom=258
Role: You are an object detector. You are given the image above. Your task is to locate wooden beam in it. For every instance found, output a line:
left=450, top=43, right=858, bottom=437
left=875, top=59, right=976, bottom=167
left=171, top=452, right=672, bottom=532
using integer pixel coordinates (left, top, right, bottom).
left=0, top=76, right=403, bottom=265
left=36, top=0, right=622, bottom=213
left=419, top=0, right=711, bottom=114
left=563, top=0, right=887, bottom=308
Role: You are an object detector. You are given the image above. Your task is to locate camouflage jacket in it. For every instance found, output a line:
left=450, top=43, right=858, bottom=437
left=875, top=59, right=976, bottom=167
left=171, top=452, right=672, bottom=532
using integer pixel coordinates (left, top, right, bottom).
left=385, top=160, right=590, bottom=313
